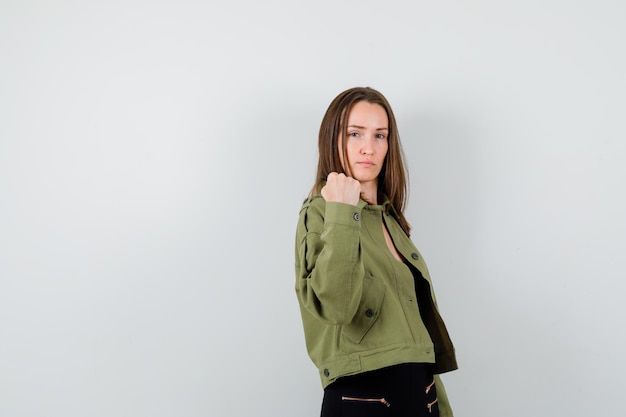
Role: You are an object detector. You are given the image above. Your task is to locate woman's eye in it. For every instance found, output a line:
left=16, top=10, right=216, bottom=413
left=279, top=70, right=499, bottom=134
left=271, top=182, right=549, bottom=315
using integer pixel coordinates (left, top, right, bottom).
left=376, top=133, right=386, bottom=139
left=349, top=131, right=359, bottom=137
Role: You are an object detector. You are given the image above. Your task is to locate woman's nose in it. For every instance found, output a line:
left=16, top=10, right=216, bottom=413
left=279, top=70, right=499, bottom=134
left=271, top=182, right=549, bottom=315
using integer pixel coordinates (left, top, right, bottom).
left=361, top=137, right=374, bottom=155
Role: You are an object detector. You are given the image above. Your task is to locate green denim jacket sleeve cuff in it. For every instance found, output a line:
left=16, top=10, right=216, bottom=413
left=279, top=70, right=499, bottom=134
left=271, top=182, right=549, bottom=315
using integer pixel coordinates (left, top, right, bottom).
left=323, top=200, right=366, bottom=226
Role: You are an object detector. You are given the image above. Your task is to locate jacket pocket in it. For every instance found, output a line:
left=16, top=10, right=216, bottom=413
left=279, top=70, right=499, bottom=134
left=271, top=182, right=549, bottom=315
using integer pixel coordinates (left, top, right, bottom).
left=341, top=274, right=385, bottom=344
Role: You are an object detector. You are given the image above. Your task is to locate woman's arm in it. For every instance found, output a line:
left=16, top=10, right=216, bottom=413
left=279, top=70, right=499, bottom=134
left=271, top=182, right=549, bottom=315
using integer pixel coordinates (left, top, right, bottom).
left=295, top=197, right=366, bottom=324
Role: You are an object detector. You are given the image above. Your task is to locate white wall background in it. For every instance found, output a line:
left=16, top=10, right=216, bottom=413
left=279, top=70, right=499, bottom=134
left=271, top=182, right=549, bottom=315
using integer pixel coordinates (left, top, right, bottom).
left=1, top=1, right=625, bottom=416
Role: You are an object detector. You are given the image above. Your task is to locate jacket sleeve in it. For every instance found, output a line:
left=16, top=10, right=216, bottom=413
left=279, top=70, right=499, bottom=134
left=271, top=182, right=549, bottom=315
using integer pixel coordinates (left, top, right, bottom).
left=295, top=197, right=365, bottom=325
left=435, top=374, right=454, bottom=417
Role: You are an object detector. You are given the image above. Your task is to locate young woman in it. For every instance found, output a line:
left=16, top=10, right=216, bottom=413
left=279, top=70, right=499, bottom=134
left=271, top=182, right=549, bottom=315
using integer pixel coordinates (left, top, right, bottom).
left=295, top=87, right=458, bottom=417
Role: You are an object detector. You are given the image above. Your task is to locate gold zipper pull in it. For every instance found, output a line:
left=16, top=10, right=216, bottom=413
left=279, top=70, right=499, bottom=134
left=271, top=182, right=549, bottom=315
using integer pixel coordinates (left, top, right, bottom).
left=341, top=396, right=391, bottom=408
left=427, top=398, right=438, bottom=413
left=425, top=379, right=436, bottom=394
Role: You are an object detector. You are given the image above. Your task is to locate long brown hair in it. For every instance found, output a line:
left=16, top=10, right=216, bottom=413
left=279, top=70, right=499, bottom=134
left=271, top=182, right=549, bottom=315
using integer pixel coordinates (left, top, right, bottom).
left=310, top=87, right=411, bottom=235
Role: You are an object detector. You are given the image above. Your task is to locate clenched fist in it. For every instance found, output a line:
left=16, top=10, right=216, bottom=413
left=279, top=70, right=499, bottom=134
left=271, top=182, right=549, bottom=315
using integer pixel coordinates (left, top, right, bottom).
left=321, top=173, right=361, bottom=206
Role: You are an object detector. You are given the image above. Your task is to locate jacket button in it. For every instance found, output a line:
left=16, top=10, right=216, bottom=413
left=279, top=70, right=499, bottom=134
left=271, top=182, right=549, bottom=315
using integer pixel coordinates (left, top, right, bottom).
left=365, top=308, right=375, bottom=318
left=411, top=253, right=419, bottom=260
left=353, top=213, right=360, bottom=221
left=323, top=368, right=330, bottom=377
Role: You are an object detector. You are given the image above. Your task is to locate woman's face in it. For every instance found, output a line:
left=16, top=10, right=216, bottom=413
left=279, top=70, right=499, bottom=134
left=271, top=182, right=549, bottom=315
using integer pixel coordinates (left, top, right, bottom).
left=338, top=101, right=389, bottom=188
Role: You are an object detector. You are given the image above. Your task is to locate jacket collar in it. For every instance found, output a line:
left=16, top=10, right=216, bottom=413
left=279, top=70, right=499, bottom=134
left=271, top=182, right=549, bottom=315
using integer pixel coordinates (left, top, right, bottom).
left=360, top=196, right=392, bottom=212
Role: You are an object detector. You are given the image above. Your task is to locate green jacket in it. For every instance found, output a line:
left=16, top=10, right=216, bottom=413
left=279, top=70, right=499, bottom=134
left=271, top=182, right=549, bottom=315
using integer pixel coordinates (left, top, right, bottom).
left=295, top=196, right=458, bottom=416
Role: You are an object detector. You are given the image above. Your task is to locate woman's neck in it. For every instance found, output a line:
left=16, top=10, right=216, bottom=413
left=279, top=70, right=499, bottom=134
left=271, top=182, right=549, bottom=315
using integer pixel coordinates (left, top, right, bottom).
left=360, top=181, right=378, bottom=205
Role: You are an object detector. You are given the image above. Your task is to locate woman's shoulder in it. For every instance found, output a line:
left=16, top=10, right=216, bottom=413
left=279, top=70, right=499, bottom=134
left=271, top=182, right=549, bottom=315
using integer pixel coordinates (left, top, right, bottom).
left=298, top=195, right=326, bottom=225
left=296, top=195, right=326, bottom=238
left=299, top=194, right=325, bottom=212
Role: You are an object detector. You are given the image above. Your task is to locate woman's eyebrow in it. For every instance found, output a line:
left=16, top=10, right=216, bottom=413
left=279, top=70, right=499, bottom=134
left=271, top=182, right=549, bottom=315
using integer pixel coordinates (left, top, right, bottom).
left=347, top=125, right=389, bottom=130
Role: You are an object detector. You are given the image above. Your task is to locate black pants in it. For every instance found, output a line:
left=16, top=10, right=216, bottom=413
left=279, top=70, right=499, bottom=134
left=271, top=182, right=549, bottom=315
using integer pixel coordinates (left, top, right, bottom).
left=321, top=363, right=439, bottom=417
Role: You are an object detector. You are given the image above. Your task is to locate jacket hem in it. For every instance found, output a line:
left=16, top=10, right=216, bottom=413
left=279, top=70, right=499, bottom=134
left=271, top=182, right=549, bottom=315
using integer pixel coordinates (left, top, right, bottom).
left=318, top=343, right=436, bottom=388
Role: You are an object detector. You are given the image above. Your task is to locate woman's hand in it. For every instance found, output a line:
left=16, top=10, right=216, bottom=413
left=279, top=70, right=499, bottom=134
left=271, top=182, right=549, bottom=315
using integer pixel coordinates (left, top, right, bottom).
left=321, top=173, right=361, bottom=206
